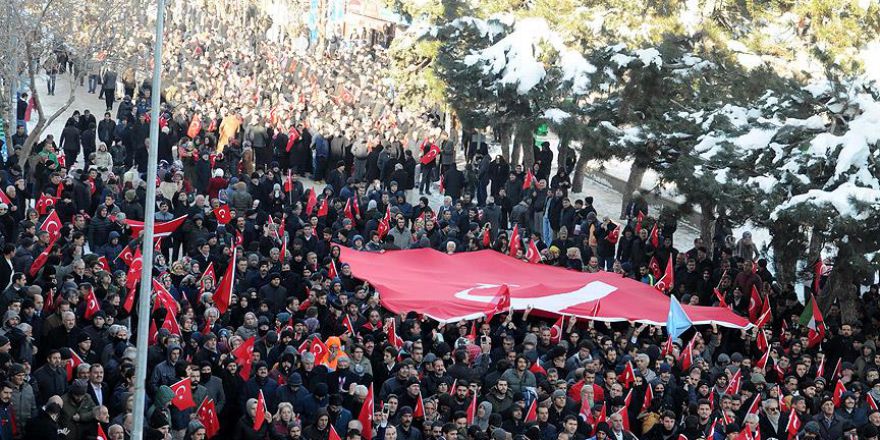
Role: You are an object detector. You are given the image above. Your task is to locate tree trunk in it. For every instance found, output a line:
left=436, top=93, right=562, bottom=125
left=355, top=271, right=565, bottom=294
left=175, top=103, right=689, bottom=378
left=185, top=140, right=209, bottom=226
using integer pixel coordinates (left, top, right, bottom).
left=511, top=124, right=522, bottom=166
left=572, top=146, right=591, bottom=193
left=699, top=200, right=716, bottom=254
left=807, top=225, right=824, bottom=263
left=768, top=223, right=804, bottom=289
left=620, top=161, right=647, bottom=218
left=496, top=124, right=511, bottom=162
left=18, top=57, right=81, bottom=168
left=519, top=124, right=535, bottom=169
left=822, top=244, right=859, bottom=325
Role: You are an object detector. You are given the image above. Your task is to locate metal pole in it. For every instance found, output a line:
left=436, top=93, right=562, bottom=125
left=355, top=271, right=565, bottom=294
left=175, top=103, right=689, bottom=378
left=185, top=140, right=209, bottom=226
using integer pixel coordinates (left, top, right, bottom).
left=131, top=0, right=165, bottom=438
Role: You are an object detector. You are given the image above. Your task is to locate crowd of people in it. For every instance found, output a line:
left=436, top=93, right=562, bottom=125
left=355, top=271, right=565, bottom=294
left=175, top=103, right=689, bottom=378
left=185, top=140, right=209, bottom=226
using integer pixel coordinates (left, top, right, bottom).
left=2, top=2, right=880, bottom=440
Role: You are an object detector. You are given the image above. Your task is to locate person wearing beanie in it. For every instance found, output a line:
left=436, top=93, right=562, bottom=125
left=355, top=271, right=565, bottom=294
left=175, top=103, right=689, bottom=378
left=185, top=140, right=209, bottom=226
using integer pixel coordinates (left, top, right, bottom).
left=185, top=419, right=207, bottom=440
left=60, top=379, right=97, bottom=440
left=813, top=395, right=843, bottom=439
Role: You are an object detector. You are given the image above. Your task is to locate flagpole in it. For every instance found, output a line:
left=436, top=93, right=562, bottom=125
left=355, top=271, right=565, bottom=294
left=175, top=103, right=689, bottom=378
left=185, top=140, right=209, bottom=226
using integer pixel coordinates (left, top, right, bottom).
left=131, top=0, right=166, bottom=438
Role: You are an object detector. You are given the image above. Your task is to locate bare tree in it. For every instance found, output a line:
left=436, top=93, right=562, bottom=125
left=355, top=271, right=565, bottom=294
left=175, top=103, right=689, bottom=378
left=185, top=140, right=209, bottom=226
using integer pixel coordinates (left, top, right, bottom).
left=0, top=0, right=132, bottom=168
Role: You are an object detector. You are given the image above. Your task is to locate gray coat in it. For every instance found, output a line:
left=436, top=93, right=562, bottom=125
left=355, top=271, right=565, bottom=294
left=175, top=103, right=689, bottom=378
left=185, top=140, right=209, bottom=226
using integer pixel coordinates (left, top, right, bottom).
left=388, top=227, right=412, bottom=250
left=11, top=381, right=37, bottom=432
left=440, top=140, right=456, bottom=165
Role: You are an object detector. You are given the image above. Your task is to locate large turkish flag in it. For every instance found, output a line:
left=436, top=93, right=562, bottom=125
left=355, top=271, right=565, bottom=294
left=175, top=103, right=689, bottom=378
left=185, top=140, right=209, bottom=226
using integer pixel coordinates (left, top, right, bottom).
left=339, top=248, right=750, bottom=328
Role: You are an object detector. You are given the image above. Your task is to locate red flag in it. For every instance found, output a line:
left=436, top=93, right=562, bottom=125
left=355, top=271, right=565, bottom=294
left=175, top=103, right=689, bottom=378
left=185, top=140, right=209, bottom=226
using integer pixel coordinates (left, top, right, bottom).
left=153, top=279, right=180, bottom=314
left=96, top=423, right=107, bottom=440
left=358, top=384, right=374, bottom=439
left=214, top=249, right=237, bottom=315
left=832, top=380, right=847, bottom=407
left=746, top=395, right=762, bottom=417
left=714, top=288, right=728, bottom=307
left=465, top=392, right=477, bottom=425
left=254, top=390, right=267, bottom=429
left=327, top=258, right=339, bottom=280
left=0, top=189, right=10, bottom=205
left=525, top=239, right=542, bottom=264
left=40, top=210, right=63, bottom=243
left=117, top=245, right=135, bottom=266
left=484, top=284, right=511, bottom=322
left=343, top=315, right=357, bottom=336
left=549, top=315, right=564, bottom=344
left=125, top=215, right=188, bottom=238
left=317, top=198, right=329, bottom=217
left=529, top=359, right=547, bottom=376
left=654, top=256, right=674, bottom=293
left=284, top=169, right=294, bottom=193
left=649, top=223, right=660, bottom=248
left=679, top=337, right=694, bottom=371
left=832, top=357, right=843, bottom=380
left=578, top=396, right=591, bottom=422
left=508, top=225, right=521, bottom=257
left=786, top=410, right=801, bottom=439
left=170, top=378, right=197, bottom=410
left=634, top=211, right=645, bottom=234
left=641, top=384, right=654, bottom=414
left=649, top=257, right=662, bottom=280
left=200, top=262, right=217, bottom=288
left=618, top=361, right=636, bottom=389
left=678, top=435, right=688, bottom=440
left=805, top=294, right=826, bottom=348
left=481, top=228, right=491, bottom=248
left=725, top=370, right=743, bottom=395
left=306, top=189, right=318, bottom=215
left=613, top=406, right=630, bottom=432
left=592, top=403, right=607, bottom=436
left=756, top=329, right=769, bottom=352
left=234, top=336, right=256, bottom=380
left=522, top=169, right=535, bottom=190
left=386, top=320, right=404, bottom=349
left=310, top=337, right=330, bottom=365
left=607, top=226, right=620, bottom=245
left=756, top=346, right=772, bottom=370
left=661, top=336, right=674, bottom=357
left=123, top=285, right=136, bottom=314
left=30, top=240, right=55, bottom=277
left=65, top=350, right=84, bottom=381
left=413, top=391, right=425, bottom=418
left=344, top=199, right=356, bottom=222
left=42, top=289, right=56, bottom=314
left=377, top=207, right=391, bottom=239
left=448, top=379, right=457, bottom=396
left=467, top=321, right=477, bottom=342
left=36, top=194, right=59, bottom=215
left=749, top=285, right=763, bottom=323
left=213, top=204, right=232, bottom=224
left=813, top=259, right=827, bottom=294
left=439, top=175, right=445, bottom=194
left=867, top=393, right=878, bottom=411
left=329, top=424, right=342, bottom=440
left=197, top=398, right=220, bottom=438
left=755, top=296, right=772, bottom=328
left=161, top=308, right=182, bottom=337
left=525, top=398, right=537, bottom=422
left=125, top=248, right=142, bottom=289
left=420, top=142, right=441, bottom=165
left=97, top=256, right=111, bottom=273
left=84, top=287, right=101, bottom=319
left=816, top=357, right=826, bottom=379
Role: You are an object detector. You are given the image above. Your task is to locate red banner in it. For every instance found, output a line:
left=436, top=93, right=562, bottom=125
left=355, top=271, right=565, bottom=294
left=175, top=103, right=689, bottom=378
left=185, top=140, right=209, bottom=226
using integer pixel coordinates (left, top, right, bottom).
left=339, top=248, right=750, bottom=328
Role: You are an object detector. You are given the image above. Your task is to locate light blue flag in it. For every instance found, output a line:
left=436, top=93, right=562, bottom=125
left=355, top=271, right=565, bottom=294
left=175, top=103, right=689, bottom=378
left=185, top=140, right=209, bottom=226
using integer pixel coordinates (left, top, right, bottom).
left=666, top=295, right=693, bottom=340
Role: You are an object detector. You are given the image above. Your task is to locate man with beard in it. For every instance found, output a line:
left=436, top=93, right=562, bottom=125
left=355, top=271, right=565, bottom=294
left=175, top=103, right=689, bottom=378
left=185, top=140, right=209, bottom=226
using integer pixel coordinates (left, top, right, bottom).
left=242, top=362, right=279, bottom=412
left=396, top=406, right=422, bottom=440
left=759, top=399, right=789, bottom=439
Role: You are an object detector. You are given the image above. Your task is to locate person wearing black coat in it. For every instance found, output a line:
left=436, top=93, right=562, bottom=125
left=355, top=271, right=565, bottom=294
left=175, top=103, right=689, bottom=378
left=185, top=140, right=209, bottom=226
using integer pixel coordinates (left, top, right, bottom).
left=23, top=402, right=63, bottom=440
left=59, top=118, right=82, bottom=165
left=234, top=398, right=271, bottom=440
left=403, top=152, right=417, bottom=190
left=81, top=123, right=97, bottom=162
left=365, top=144, right=383, bottom=183
left=97, top=113, right=116, bottom=146
left=442, top=165, right=465, bottom=202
